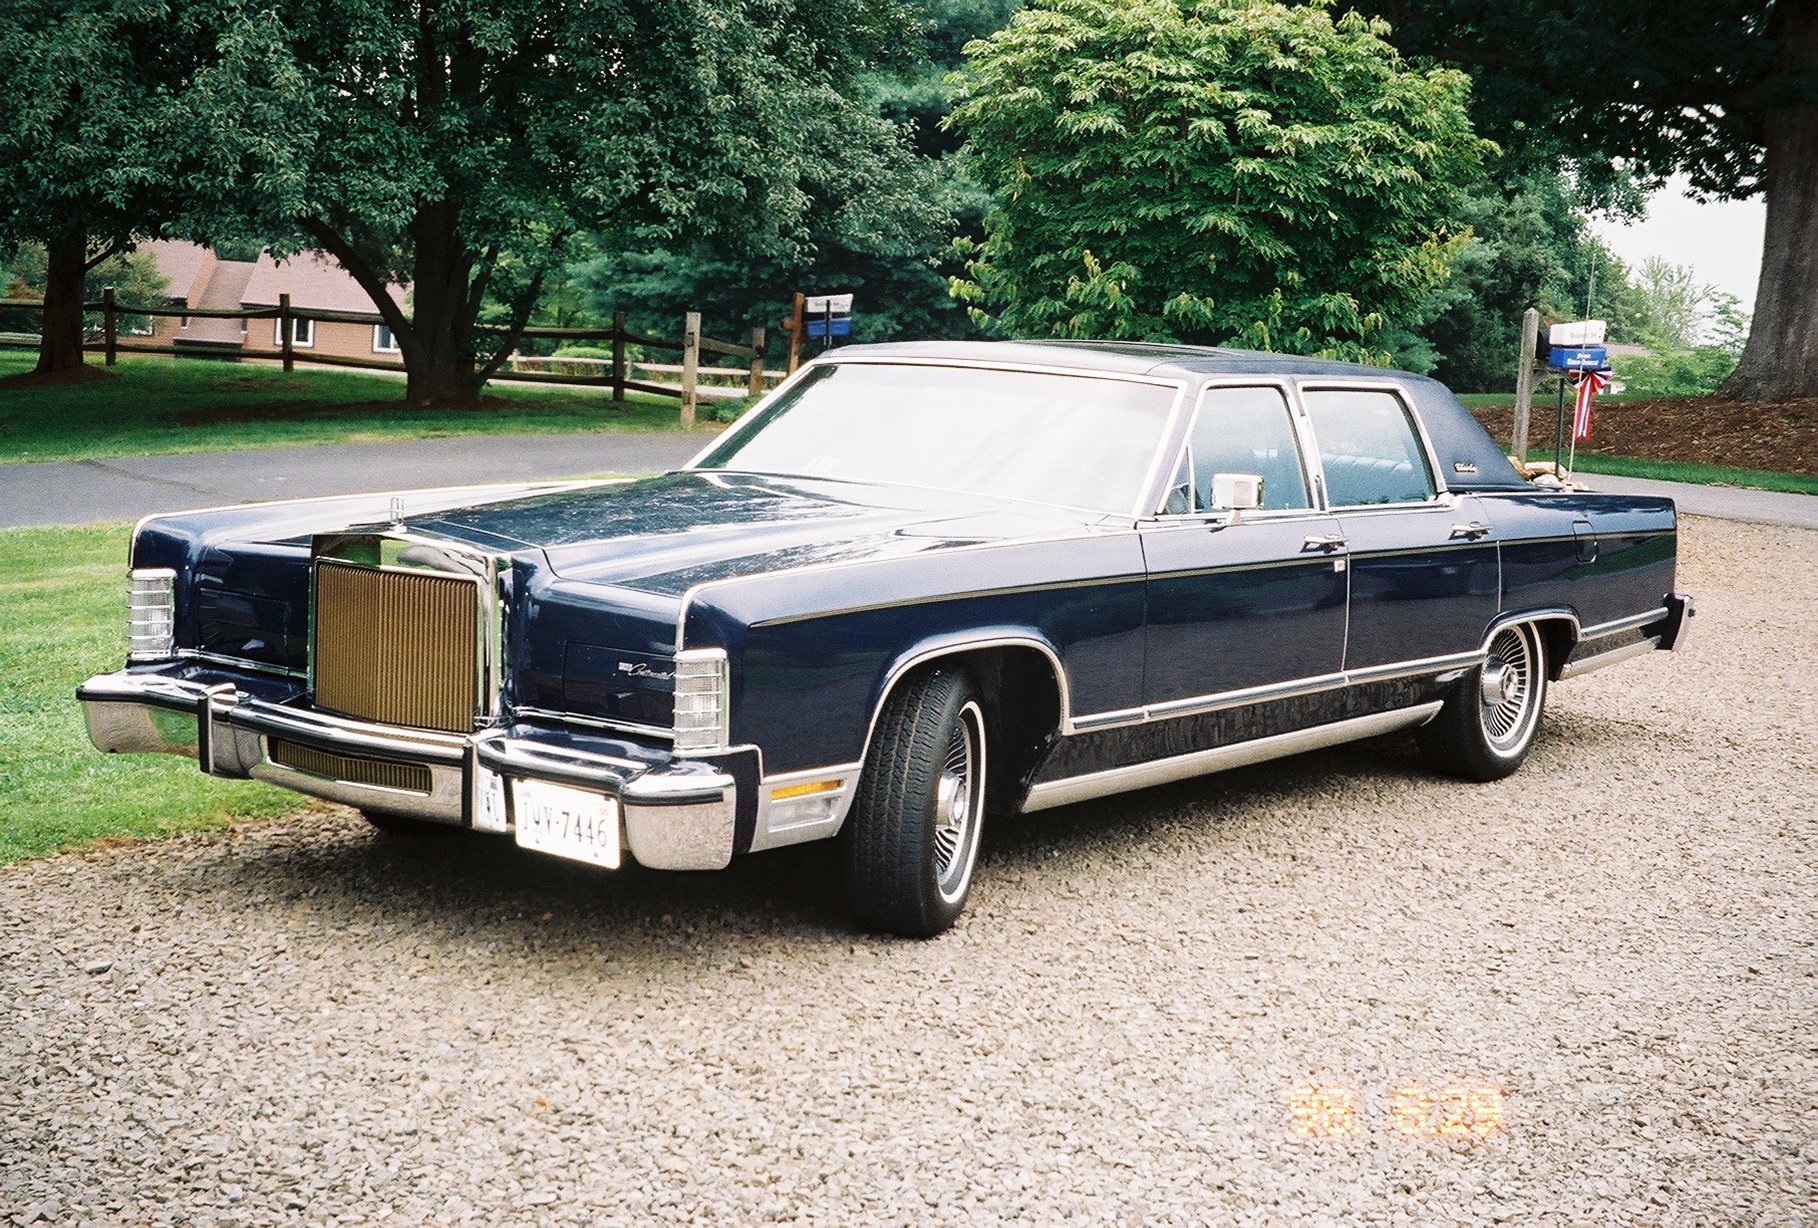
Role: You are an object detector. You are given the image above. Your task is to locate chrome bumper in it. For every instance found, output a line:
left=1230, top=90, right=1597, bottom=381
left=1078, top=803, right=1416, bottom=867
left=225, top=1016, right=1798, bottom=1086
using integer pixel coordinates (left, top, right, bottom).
left=77, top=671, right=737, bottom=871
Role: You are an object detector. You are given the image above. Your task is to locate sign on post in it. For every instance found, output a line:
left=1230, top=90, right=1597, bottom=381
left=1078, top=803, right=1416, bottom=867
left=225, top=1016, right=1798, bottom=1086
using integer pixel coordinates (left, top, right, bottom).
left=1548, top=344, right=1608, bottom=372
left=1547, top=319, right=1606, bottom=347
left=804, top=293, right=854, bottom=339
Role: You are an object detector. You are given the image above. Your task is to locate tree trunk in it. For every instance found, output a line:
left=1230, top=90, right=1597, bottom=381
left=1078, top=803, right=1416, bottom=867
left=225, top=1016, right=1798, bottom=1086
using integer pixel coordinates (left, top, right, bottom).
left=1720, top=2, right=1818, bottom=402
left=403, top=200, right=484, bottom=408
left=35, top=233, right=88, bottom=374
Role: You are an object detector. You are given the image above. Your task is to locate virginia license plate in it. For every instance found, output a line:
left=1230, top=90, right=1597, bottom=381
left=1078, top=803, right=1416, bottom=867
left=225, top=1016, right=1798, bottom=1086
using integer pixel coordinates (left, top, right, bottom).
left=513, top=780, right=621, bottom=870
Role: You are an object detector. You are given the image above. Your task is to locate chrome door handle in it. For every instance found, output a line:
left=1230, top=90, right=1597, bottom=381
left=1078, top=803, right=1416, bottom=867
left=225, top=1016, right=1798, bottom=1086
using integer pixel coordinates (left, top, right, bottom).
left=1450, top=521, right=1492, bottom=540
left=1303, top=534, right=1347, bottom=552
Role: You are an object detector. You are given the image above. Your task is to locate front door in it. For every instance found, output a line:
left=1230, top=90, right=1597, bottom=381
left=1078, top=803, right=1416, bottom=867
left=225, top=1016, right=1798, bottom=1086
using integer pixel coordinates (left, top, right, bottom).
left=1140, top=383, right=1349, bottom=709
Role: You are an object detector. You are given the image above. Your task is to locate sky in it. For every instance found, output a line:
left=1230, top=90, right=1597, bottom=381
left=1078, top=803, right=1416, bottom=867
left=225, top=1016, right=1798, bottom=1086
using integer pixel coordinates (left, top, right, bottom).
left=1587, top=175, right=1766, bottom=319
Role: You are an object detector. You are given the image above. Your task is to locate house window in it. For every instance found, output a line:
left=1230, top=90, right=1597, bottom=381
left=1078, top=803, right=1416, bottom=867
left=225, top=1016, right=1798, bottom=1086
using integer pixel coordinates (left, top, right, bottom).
left=275, top=317, right=314, bottom=348
left=373, top=324, right=401, bottom=354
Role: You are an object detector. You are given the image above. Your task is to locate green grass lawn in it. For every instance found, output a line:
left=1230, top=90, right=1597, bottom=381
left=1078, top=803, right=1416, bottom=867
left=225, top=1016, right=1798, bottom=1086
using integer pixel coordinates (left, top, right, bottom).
left=0, top=524, right=302, bottom=864
left=0, top=349, right=719, bottom=463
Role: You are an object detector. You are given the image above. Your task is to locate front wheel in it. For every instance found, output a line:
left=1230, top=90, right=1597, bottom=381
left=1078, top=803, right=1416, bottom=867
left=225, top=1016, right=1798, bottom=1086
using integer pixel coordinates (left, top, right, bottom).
left=842, top=667, right=987, bottom=937
left=1418, top=622, right=1548, bottom=782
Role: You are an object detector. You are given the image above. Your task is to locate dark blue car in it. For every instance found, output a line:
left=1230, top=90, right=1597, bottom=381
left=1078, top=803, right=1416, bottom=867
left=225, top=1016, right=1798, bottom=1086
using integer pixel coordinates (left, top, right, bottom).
left=80, top=342, right=1692, bottom=935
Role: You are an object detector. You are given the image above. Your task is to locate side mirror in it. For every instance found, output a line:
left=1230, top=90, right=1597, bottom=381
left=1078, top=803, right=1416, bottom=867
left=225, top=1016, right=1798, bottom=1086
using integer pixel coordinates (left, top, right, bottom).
left=1210, top=473, right=1264, bottom=521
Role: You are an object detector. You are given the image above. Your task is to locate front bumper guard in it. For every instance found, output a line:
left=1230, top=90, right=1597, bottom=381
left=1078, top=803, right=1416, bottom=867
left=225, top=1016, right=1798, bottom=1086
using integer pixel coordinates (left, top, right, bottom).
left=76, top=671, right=736, bottom=871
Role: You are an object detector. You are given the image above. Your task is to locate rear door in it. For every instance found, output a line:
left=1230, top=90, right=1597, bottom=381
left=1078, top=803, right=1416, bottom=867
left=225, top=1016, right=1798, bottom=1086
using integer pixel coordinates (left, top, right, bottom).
left=1299, top=384, right=1500, bottom=673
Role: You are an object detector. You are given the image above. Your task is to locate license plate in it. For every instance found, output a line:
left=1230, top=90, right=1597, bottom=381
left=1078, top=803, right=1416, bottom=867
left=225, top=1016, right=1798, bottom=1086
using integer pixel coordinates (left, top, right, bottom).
left=513, top=780, right=620, bottom=870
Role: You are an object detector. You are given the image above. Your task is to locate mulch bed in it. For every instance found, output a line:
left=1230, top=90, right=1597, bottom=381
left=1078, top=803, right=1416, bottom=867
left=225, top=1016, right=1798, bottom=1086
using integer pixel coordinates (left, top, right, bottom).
left=1469, top=395, right=1818, bottom=478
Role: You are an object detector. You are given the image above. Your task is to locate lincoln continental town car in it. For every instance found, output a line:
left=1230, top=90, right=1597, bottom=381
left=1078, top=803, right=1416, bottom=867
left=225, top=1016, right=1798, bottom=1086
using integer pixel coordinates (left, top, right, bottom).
left=80, top=341, right=1691, bottom=934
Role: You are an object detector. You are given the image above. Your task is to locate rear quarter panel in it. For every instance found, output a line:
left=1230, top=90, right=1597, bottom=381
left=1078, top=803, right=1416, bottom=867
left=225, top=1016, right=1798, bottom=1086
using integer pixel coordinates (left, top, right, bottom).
left=1487, top=491, right=1678, bottom=631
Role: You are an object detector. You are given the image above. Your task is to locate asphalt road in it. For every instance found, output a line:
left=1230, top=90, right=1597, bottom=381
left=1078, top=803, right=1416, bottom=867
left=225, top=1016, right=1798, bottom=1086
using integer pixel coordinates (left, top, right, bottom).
left=0, top=433, right=707, bottom=529
left=3, top=516, right=1813, bottom=1224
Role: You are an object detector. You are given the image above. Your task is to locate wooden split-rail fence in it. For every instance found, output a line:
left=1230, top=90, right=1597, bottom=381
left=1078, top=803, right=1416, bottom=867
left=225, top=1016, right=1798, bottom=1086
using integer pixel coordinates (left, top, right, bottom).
left=0, top=296, right=780, bottom=426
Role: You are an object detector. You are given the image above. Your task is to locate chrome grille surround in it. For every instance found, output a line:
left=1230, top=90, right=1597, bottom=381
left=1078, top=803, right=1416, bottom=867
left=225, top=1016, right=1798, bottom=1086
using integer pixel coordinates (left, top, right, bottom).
left=308, top=530, right=508, bottom=734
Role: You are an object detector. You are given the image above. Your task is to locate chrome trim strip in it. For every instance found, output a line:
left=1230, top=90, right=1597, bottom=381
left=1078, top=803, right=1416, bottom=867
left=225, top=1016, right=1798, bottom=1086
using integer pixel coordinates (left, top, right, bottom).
left=1069, top=651, right=1476, bottom=733
left=1021, top=702, right=1444, bottom=813
left=177, top=649, right=307, bottom=679
left=1578, top=607, right=1668, bottom=640
left=1559, top=635, right=1662, bottom=680
left=511, top=705, right=676, bottom=743
left=746, top=572, right=1146, bottom=629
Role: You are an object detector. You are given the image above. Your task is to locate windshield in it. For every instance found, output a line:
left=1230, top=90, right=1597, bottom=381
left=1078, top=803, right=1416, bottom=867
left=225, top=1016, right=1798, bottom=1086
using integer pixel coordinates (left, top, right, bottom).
left=693, top=362, right=1178, bottom=515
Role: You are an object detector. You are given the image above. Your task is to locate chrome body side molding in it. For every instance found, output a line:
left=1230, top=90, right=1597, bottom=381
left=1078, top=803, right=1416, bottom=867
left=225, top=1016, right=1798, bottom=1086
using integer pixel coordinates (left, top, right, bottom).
left=1021, top=703, right=1443, bottom=813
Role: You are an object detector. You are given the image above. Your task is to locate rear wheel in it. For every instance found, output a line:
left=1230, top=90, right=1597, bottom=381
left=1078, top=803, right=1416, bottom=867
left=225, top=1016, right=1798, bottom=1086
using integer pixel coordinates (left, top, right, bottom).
left=842, top=667, right=987, bottom=937
left=1418, top=622, right=1548, bottom=782
left=359, top=809, right=454, bottom=838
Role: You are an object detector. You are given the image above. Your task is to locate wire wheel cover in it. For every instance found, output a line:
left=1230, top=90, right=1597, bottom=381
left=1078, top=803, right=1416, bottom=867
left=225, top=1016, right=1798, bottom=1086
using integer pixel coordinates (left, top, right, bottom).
left=1479, top=626, right=1540, bottom=752
left=932, top=704, right=982, bottom=898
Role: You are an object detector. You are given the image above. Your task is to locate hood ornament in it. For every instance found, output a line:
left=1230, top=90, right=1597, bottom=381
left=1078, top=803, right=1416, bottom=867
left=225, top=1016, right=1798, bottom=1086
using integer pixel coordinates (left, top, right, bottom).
left=389, top=496, right=405, bottom=527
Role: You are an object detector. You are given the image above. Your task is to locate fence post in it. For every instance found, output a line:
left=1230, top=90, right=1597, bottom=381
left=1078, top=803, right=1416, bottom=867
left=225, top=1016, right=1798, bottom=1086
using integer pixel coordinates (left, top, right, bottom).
left=611, top=311, right=626, bottom=403
left=747, top=326, right=766, bottom=398
left=103, top=287, right=117, bottom=366
left=1510, top=306, right=1538, bottom=468
left=280, top=293, right=294, bottom=374
left=785, top=292, right=805, bottom=375
left=681, top=311, right=701, bottom=429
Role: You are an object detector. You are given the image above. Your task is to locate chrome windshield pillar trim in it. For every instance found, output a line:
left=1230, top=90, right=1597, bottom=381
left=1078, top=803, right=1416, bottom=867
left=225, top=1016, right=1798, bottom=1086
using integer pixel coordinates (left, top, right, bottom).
left=1021, top=703, right=1444, bottom=813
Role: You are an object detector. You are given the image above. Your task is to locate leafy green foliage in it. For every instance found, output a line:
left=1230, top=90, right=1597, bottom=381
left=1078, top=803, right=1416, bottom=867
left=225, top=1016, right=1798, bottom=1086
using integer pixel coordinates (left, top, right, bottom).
left=946, top=0, right=1492, bottom=361
left=208, top=0, right=941, bottom=402
left=1617, top=347, right=1738, bottom=399
left=1347, top=0, right=1796, bottom=203
left=573, top=0, right=1019, bottom=349
left=0, top=242, right=170, bottom=335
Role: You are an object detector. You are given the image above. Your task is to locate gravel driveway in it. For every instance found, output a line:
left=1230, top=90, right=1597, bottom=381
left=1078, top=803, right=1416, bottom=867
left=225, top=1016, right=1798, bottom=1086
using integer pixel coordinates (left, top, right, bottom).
left=4, top=517, right=1814, bottom=1226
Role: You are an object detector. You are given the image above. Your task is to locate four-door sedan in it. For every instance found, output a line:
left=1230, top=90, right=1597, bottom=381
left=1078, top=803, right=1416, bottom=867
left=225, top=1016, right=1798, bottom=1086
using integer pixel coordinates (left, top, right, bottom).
left=80, top=341, right=1691, bottom=935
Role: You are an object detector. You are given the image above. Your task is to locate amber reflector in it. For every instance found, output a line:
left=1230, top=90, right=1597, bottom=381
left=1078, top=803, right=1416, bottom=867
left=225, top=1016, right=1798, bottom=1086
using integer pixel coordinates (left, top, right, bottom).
left=268, top=738, right=433, bottom=795
left=313, top=560, right=478, bottom=733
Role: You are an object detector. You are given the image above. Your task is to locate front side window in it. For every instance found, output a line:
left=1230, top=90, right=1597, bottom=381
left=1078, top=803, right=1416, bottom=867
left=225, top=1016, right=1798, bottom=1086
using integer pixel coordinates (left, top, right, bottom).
left=1302, top=388, right=1437, bottom=507
left=694, top=363, right=1178, bottom=515
left=1163, top=385, right=1310, bottom=513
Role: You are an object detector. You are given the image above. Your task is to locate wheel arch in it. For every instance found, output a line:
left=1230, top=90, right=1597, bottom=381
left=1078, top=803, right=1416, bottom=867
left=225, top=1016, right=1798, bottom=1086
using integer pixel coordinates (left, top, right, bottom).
left=1482, top=608, right=1580, bottom=681
left=864, top=632, right=1068, bottom=814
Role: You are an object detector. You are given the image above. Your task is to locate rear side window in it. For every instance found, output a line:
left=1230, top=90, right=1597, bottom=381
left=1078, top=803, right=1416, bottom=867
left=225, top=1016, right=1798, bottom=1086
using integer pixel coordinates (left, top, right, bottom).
left=1302, top=389, right=1437, bottom=507
left=1164, top=385, right=1310, bottom=513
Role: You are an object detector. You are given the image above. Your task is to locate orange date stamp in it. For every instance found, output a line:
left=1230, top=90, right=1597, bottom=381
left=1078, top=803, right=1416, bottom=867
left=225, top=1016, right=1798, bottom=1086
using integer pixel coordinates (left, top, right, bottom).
left=1288, top=1084, right=1504, bottom=1138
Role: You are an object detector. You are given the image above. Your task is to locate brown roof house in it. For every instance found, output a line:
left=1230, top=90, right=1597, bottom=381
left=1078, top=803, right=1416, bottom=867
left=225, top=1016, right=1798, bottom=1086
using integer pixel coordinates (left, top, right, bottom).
left=143, top=240, right=408, bottom=366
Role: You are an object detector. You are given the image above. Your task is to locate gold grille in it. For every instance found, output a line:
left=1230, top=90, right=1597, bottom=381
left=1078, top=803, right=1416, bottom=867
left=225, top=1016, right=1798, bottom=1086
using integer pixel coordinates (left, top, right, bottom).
left=268, top=739, right=433, bottom=794
left=313, top=560, right=479, bottom=733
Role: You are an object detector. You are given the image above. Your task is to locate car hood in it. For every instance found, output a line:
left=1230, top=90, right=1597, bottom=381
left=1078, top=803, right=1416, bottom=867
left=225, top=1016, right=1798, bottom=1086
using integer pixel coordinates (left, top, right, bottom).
left=406, top=470, right=1101, bottom=597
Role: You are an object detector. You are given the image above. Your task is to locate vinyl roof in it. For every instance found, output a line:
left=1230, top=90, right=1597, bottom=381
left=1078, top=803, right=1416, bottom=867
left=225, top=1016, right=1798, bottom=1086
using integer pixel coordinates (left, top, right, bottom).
left=824, top=340, right=1439, bottom=385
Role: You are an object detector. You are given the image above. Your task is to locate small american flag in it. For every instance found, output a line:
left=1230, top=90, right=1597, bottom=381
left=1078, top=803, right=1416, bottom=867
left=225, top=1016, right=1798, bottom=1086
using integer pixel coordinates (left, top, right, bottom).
left=1572, top=368, right=1609, bottom=440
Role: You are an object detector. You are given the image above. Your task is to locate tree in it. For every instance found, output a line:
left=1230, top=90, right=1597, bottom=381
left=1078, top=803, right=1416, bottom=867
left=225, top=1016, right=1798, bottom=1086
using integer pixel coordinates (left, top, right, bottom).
left=1355, top=0, right=1818, bottom=400
left=223, top=0, right=931, bottom=406
left=575, top=0, right=1019, bottom=350
left=0, top=0, right=280, bottom=376
left=945, top=0, right=1492, bottom=361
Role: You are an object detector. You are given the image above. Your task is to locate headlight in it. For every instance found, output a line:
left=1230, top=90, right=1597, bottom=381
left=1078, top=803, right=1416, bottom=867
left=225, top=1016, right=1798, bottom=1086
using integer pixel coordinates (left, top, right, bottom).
left=126, top=568, right=177, bottom=662
left=672, top=648, right=730, bottom=754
